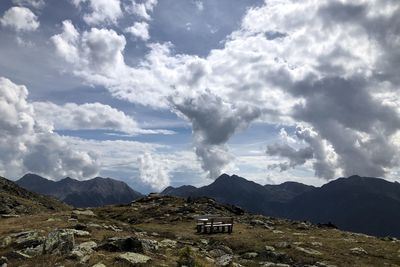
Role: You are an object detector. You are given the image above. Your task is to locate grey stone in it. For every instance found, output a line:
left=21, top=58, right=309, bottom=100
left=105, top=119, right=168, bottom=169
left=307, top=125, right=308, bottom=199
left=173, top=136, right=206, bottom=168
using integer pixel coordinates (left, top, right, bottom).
left=64, top=229, right=91, bottom=237
left=349, top=247, right=367, bottom=255
left=265, top=245, right=275, bottom=252
left=43, top=229, right=75, bottom=255
left=70, top=241, right=97, bottom=263
left=116, top=252, right=151, bottom=265
left=215, top=254, right=233, bottom=266
left=209, top=249, right=227, bottom=258
left=92, top=263, right=106, bottom=267
left=139, top=238, right=159, bottom=252
left=160, top=239, right=177, bottom=248
left=242, top=252, right=258, bottom=259
left=295, top=246, right=322, bottom=256
left=275, top=241, right=290, bottom=248
left=1, top=236, right=12, bottom=248
left=72, top=210, right=95, bottom=216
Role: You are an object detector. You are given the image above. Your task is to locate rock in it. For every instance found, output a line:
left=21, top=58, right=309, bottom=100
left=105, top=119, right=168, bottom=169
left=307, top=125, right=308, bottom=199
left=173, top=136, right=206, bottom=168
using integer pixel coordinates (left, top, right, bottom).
left=265, top=245, right=275, bottom=252
left=296, top=222, right=310, bottom=230
left=315, top=262, right=337, bottom=267
left=7, top=251, right=31, bottom=260
left=262, top=250, right=292, bottom=264
left=22, top=244, right=43, bottom=257
left=64, top=229, right=91, bottom=237
left=215, top=254, right=233, bottom=266
left=72, top=210, right=95, bottom=216
left=1, top=236, right=12, bottom=248
left=116, top=252, right=151, bottom=265
left=261, top=263, right=291, bottom=267
left=88, top=223, right=102, bottom=229
left=295, top=246, right=322, bottom=256
left=0, top=256, right=7, bottom=266
left=209, top=249, right=228, bottom=258
left=11, top=231, right=43, bottom=249
left=103, top=224, right=122, bottom=232
left=273, top=230, right=284, bottom=234
left=242, top=252, right=258, bottom=259
left=160, top=239, right=177, bottom=248
left=70, top=241, right=97, bottom=263
left=139, top=239, right=159, bottom=252
left=350, top=247, right=367, bottom=255
left=311, top=242, right=323, bottom=247
left=1, top=214, right=20, bottom=218
left=43, top=229, right=75, bottom=255
left=275, top=241, right=290, bottom=248
left=250, top=219, right=265, bottom=226
left=97, top=236, right=144, bottom=252
left=92, top=263, right=106, bottom=267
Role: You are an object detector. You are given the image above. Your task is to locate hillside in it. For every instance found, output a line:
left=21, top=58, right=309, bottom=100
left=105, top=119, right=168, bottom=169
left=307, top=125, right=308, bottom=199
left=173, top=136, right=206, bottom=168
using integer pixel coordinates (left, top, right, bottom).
left=0, top=176, right=70, bottom=216
left=283, top=175, right=400, bottom=237
left=162, top=174, right=314, bottom=215
left=16, top=174, right=143, bottom=208
left=0, top=193, right=399, bottom=266
left=162, top=174, right=400, bottom=238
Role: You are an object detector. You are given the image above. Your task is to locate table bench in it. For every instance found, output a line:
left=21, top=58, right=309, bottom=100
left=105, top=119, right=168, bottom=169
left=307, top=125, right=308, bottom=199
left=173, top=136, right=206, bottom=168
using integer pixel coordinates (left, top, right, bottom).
left=196, top=216, right=234, bottom=234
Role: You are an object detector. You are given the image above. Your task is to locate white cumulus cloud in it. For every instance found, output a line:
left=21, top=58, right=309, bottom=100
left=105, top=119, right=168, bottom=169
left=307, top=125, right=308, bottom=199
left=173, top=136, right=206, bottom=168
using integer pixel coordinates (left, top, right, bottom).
left=0, top=6, right=39, bottom=32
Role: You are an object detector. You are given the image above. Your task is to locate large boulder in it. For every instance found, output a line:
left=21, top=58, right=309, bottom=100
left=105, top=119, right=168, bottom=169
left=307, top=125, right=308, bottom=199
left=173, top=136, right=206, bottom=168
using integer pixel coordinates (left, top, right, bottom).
left=70, top=241, right=97, bottom=263
left=116, top=252, right=151, bottom=265
left=43, top=229, right=75, bottom=255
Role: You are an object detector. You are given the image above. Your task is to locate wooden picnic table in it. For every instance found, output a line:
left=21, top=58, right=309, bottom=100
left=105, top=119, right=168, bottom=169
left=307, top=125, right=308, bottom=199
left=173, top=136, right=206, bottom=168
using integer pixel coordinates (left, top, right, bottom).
left=195, top=216, right=234, bottom=234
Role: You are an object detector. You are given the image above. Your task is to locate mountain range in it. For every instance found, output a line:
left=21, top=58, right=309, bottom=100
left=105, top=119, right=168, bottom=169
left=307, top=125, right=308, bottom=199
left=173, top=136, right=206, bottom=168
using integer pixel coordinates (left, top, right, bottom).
left=162, top=174, right=400, bottom=238
left=16, top=174, right=142, bottom=208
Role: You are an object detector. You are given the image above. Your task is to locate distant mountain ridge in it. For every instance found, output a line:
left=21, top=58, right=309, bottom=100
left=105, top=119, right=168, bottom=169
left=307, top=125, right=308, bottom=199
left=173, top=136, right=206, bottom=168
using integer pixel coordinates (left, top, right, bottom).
left=16, top=174, right=143, bottom=208
left=162, top=174, right=400, bottom=238
left=162, top=174, right=314, bottom=214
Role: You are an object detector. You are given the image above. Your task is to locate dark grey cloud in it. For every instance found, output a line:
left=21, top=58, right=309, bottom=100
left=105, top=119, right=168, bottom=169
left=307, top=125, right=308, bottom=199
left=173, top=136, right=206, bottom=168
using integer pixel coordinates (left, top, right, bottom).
left=267, top=143, right=313, bottom=171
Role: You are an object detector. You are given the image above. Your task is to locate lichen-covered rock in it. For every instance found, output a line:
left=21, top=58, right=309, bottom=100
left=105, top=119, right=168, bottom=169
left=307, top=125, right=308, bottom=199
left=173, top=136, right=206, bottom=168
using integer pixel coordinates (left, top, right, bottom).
left=350, top=247, right=367, bottom=255
left=215, top=254, right=233, bottom=266
left=295, top=246, right=322, bottom=256
left=70, top=241, right=97, bottom=263
left=43, top=229, right=75, bottom=255
left=72, top=210, right=95, bottom=216
left=116, top=252, right=151, bottom=265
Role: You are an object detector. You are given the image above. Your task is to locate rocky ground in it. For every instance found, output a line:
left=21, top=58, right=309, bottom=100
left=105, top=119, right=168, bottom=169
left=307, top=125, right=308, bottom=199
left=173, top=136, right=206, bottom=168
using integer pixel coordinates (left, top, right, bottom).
left=0, top=194, right=399, bottom=266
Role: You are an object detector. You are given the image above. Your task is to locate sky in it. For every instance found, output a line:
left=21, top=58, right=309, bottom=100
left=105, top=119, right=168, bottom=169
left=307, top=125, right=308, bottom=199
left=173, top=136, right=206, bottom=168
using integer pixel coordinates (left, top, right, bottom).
left=0, top=0, right=400, bottom=193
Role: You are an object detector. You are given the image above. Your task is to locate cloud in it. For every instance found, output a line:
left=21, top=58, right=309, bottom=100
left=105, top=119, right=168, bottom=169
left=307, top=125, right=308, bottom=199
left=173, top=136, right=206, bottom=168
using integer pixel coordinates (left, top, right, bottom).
left=72, top=0, right=122, bottom=25
left=12, top=0, right=45, bottom=9
left=0, top=77, right=99, bottom=179
left=195, top=1, right=204, bottom=12
left=173, top=92, right=261, bottom=178
left=33, top=101, right=172, bottom=135
left=51, top=0, right=400, bottom=181
left=125, top=21, right=150, bottom=41
left=137, top=152, right=170, bottom=191
left=267, top=143, right=313, bottom=171
left=125, top=0, right=158, bottom=21
left=0, top=6, right=39, bottom=32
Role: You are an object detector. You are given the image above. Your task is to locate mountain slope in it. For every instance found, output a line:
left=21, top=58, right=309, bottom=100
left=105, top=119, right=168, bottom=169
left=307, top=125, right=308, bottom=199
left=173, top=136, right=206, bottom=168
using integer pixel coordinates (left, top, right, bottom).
left=0, top=176, right=70, bottom=215
left=16, top=174, right=143, bottom=208
left=163, top=174, right=400, bottom=237
left=283, top=175, right=400, bottom=237
left=162, top=174, right=314, bottom=215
